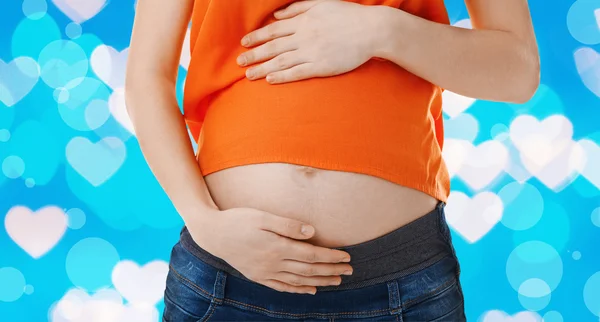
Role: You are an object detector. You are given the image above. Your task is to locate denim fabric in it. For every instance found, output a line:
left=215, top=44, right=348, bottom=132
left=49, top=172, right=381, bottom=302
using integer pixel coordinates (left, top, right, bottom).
left=163, top=204, right=466, bottom=321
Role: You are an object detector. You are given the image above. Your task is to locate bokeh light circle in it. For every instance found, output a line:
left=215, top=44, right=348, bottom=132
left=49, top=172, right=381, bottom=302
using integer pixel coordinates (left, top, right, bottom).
left=22, top=0, right=47, bottom=19
left=0, top=129, right=10, bottom=142
left=543, top=311, right=563, bottom=322
left=23, top=284, right=34, bottom=295
left=517, top=278, right=551, bottom=311
left=584, top=271, right=600, bottom=317
left=567, top=0, right=600, bottom=45
left=573, top=251, right=582, bottom=260
left=491, top=123, right=510, bottom=141
left=38, top=40, right=88, bottom=89
left=25, top=178, right=35, bottom=188
left=2, top=155, right=25, bottom=179
left=499, top=182, right=544, bottom=230
left=65, top=23, right=82, bottom=39
left=12, top=14, right=61, bottom=59
left=84, top=99, right=110, bottom=130
left=506, top=241, right=563, bottom=293
left=66, top=208, right=86, bottom=229
left=0, top=267, right=26, bottom=302
left=592, top=207, right=600, bottom=228
left=65, top=238, right=120, bottom=291
left=53, top=87, right=70, bottom=104
left=58, top=77, right=111, bottom=131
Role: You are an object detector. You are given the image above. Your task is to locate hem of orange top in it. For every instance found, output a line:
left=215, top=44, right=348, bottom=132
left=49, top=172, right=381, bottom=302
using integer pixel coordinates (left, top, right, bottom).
left=199, top=155, right=449, bottom=203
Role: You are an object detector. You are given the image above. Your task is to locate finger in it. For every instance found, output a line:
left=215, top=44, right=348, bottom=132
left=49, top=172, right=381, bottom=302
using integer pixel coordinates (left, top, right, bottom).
left=257, top=213, right=315, bottom=240
left=273, top=271, right=342, bottom=287
left=241, top=19, right=295, bottom=48
left=246, top=50, right=306, bottom=80
left=280, top=260, right=353, bottom=277
left=266, top=63, right=317, bottom=84
left=238, top=36, right=297, bottom=69
left=285, top=241, right=351, bottom=263
left=260, top=279, right=317, bottom=295
left=273, top=1, right=319, bottom=19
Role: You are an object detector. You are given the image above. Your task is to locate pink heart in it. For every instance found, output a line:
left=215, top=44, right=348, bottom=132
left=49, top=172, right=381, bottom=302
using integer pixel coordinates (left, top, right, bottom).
left=52, top=0, right=107, bottom=24
left=5, top=206, right=68, bottom=259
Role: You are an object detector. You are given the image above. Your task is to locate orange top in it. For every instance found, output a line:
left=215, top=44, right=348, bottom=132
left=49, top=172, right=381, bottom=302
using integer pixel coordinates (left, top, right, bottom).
left=184, top=0, right=451, bottom=201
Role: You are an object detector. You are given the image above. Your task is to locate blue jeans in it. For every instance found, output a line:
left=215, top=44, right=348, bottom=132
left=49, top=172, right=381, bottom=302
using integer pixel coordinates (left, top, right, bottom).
left=163, top=203, right=466, bottom=321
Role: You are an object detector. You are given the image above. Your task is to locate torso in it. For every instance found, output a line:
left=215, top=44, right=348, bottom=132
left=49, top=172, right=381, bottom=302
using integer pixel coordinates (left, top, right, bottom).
left=204, top=163, right=438, bottom=248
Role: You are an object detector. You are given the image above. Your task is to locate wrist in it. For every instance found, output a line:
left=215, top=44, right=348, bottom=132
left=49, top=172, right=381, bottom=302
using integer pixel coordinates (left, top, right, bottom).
left=178, top=202, right=220, bottom=226
left=367, top=5, right=406, bottom=60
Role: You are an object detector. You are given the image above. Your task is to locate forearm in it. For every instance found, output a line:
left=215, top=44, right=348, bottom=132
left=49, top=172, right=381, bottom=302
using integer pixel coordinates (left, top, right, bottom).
left=125, top=78, right=219, bottom=223
left=369, top=6, right=540, bottom=103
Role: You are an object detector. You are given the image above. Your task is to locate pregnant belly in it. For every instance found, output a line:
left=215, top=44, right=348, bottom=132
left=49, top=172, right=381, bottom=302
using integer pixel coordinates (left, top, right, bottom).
left=204, top=163, right=439, bottom=248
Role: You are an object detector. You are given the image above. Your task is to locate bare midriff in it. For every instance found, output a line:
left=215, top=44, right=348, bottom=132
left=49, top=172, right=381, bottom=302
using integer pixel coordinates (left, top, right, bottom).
left=204, top=164, right=438, bottom=248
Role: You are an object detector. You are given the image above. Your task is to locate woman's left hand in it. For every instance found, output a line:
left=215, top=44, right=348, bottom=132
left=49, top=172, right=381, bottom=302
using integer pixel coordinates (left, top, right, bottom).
left=236, top=0, right=381, bottom=84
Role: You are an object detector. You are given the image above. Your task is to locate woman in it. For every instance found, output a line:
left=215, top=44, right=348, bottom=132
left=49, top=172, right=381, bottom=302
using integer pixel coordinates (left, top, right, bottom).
left=125, top=0, right=539, bottom=320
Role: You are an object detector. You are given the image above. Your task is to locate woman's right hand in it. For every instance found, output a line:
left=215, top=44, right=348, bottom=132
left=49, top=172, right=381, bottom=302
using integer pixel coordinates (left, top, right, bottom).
left=186, top=207, right=353, bottom=295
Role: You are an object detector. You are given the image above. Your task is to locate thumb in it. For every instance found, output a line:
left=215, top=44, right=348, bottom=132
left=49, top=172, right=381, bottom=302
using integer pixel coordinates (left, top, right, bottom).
left=259, top=214, right=315, bottom=239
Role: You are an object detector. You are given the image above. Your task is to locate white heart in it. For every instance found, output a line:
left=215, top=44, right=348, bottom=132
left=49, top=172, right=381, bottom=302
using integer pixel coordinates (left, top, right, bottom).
left=108, top=88, right=135, bottom=135
left=90, top=46, right=128, bottom=90
left=456, top=140, right=509, bottom=190
left=5, top=206, right=68, bottom=259
left=442, top=90, right=477, bottom=118
left=510, top=115, right=573, bottom=168
left=52, top=0, right=107, bottom=24
left=111, top=260, right=169, bottom=305
left=445, top=192, right=503, bottom=243
left=481, top=310, right=542, bottom=322
left=51, top=287, right=158, bottom=322
left=509, top=114, right=581, bottom=189
left=442, top=139, right=470, bottom=178
left=66, top=137, right=126, bottom=187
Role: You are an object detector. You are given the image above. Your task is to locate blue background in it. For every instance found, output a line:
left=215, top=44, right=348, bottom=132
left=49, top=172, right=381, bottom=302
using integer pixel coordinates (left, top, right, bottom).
left=1, top=0, right=600, bottom=321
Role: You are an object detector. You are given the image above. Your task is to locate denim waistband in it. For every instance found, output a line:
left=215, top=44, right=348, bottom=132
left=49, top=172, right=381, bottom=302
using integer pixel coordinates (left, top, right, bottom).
left=179, top=201, right=453, bottom=291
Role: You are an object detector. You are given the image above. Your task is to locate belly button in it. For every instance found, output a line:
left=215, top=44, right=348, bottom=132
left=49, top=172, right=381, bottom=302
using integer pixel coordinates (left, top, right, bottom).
left=297, top=166, right=318, bottom=178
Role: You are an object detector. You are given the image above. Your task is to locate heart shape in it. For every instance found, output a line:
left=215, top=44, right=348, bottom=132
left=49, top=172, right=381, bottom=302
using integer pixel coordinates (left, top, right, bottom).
left=111, top=260, right=169, bottom=305
left=444, top=191, right=503, bottom=243
left=66, top=136, right=126, bottom=187
left=4, top=206, right=67, bottom=259
left=457, top=140, right=509, bottom=191
left=509, top=114, right=580, bottom=190
left=91, top=45, right=127, bottom=90
left=481, top=310, right=542, bottom=322
left=52, top=0, right=107, bottom=24
left=0, top=57, right=39, bottom=107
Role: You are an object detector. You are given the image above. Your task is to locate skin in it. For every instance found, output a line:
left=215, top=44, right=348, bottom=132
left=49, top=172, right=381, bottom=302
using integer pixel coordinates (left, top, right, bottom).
left=237, top=0, right=540, bottom=103
left=126, top=0, right=539, bottom=295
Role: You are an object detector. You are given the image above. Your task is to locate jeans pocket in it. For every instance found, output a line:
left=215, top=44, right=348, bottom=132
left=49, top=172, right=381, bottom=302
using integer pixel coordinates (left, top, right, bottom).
left=162, top=269, right=216, bottom=322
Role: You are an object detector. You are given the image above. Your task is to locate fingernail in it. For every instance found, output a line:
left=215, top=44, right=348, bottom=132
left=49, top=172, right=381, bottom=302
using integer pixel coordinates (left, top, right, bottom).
left=341, top=257, right=350, bottom=262
left=241, top=36, right=250, bottom=47
left=342, top=270, right=353, bottom=275
left=301, top=225, right=314, bottom=235
left=237, top=55, right=247, bottom=66
left=246, top=69, right=254, bottom=79
left=310, top=289, right=317, bottom=295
